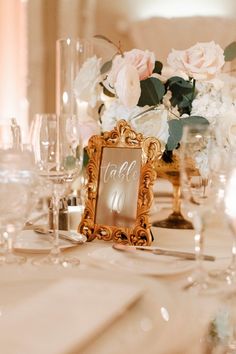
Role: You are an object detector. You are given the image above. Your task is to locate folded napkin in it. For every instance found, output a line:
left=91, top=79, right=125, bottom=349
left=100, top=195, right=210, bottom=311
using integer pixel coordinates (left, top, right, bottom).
left=0, top=277, right=143, bottom=354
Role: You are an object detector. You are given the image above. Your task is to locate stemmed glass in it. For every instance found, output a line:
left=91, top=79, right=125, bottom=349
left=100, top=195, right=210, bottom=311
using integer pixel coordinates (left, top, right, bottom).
left=211, top=165, right=236, bottom=286
left=0, top=145, right=37, bottom=264
left=180, top=124, right=215, bottom=291
left=30, top=113, right=83, bottom=267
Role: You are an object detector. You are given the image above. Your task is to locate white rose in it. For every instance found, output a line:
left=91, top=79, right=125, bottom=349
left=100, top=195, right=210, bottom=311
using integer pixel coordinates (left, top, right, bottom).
left=114, top=64, right=141, bottom=108
left=130, top=108, right=169, bottom=145
left=167, top=41, right=225, bottom=80
left=74, top=56, right=102, bottom=108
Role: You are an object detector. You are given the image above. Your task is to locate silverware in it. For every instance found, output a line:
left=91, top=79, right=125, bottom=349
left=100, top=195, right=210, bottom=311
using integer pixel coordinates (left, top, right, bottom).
left=112, top=244, right=215, bottom=261
left=34, top=226, right=85, bottom=244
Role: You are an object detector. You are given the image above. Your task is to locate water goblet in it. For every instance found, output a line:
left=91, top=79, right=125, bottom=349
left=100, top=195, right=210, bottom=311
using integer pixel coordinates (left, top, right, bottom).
left=180, top=124, right=216, bottom=292
left=30, top=113, right=83, bottom=267
left=0, top=146, right=37, bottom=264
left=219, top=167, right=236, bottom=285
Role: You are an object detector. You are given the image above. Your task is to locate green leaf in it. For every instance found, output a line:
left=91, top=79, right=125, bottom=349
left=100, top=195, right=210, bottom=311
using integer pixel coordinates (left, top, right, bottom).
left=100, top=60, right=113, bottom=75
left=138, top=77, right=165, bottom=107
left=166, top=77, right=195, bottom=114
left=100, top=82, right=115, bottom=97
left=178, top=92, right=194, bottom=109
left=166, top=116, right=209, bottom=151
left=83, top=148, right=89, bottom=167
left=167, top=76, right=193, bottom=89
left=166, top=119, right=183, bottom=150
left=224, top=41, right=236, bottom=62
left=152, top=60, right=163, bottom=74
left=181, top=116, right=209, bottom=126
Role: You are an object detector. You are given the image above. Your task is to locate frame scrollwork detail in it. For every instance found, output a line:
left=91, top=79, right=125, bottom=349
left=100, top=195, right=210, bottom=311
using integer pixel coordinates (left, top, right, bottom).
left=78, top=120, right=162, bottom=245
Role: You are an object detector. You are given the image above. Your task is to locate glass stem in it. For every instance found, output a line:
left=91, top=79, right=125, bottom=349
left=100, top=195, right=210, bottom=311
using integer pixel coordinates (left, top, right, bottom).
left=194, top=227, right=205, bottom=282
left=50, top=184, right=61, bottom=258
left=172, top=184, right=181, bottom=215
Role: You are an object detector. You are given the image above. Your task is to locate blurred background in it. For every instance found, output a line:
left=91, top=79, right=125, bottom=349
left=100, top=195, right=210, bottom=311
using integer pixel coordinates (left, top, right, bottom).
left=1, top=0, right=236, bottom=140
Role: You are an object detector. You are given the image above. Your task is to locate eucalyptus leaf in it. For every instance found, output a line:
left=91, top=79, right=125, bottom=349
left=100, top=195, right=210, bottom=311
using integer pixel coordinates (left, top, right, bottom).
left=181, top=116, right=209, bottom=126
left=100, top=82, right=115, bottom=97
left=83, top=148, right=89, bottom=167
left=167, top=76, right=193, bottom=89
left=167, top=77, right=195, bottom=115
left=153, top=60, right=163, bottom=74
left=138, top=77, right=165, bottom=106
left=224, top=41, right=236, bottom=62
left=178, top=93, right=193, bottom=109
left=100, top=60, right=113, bottom=75
left=166, top=119, right=183, bottom=150
left=166, top=116, right=209, bottom=151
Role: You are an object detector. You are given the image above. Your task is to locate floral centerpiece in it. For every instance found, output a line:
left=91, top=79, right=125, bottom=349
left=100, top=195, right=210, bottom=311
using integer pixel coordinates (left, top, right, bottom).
left=74, top=38, right=236, bottom=163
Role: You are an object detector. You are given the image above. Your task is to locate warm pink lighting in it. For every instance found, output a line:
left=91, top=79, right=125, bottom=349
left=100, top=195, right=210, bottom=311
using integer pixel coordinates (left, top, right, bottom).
left=0, top=0, right=28, bottom=140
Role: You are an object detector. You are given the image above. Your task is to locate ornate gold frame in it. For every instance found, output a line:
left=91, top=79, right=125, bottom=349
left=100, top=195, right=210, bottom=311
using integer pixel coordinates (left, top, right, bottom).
left=78, top=120, right=162, bottom=245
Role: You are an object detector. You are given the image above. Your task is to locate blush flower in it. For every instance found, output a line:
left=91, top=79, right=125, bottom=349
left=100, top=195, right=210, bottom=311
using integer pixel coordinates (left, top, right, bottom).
left=107, top=49, right=155, bottom=88
left=167, top=41, right=225, bottom=80
left=114, top=64, right=141, bottom=107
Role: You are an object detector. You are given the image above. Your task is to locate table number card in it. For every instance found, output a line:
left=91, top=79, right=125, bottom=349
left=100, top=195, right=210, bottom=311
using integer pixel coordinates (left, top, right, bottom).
left=79, top=120, right=162, bottom=245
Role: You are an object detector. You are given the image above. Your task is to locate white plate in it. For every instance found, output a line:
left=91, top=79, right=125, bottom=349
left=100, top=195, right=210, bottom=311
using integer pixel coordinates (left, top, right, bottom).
left=14, top=230, right=87, bottom=254
left=88, top=246, right=195, bottom=276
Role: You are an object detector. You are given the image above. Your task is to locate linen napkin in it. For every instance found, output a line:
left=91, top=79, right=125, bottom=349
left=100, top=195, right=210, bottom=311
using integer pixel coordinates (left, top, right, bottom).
left=0, top=277, right=143, bottom=354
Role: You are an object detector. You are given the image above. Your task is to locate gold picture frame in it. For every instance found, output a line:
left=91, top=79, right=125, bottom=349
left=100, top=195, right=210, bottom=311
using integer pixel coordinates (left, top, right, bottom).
left=78, top=120, right=162, bottom=245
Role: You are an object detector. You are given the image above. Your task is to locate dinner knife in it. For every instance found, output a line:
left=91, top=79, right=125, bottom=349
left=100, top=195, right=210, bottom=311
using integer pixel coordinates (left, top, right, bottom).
left=33, top=226, right=85, bottom=244
left=112, top=244, right=215, bottom=261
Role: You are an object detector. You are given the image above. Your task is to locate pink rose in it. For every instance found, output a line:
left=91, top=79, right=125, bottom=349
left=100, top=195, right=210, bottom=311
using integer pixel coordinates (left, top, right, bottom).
left=167, top=41, right=225, bottom=80
left=114, top=64, right=141, bottom=108
left=123, top=49, right=155, bottom=80
left=107, top=49, right=155, bottom=87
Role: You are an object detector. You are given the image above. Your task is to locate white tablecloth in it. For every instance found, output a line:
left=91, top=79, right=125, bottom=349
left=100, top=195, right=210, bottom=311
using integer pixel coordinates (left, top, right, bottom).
left=0, top=206, right=233, bottom=354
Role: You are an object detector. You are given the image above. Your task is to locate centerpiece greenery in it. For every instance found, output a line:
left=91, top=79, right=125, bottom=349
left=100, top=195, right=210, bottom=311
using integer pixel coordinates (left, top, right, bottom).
left=74, top=36, right=236, bottom=162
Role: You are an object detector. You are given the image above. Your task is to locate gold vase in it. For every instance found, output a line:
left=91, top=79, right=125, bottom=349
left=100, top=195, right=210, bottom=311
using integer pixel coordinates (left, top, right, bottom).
left=152, top=153, right=193, bottom=229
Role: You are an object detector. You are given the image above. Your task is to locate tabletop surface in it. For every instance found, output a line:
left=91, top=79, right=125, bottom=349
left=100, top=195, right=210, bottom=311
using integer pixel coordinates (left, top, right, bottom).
left=0, top=205, right=233, bottom=354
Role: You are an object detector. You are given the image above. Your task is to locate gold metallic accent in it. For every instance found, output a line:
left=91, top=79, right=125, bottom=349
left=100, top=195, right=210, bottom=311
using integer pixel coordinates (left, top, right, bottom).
left=153, top=153, right=194, bottom=229
left=78, top=120, right=162, bottom=245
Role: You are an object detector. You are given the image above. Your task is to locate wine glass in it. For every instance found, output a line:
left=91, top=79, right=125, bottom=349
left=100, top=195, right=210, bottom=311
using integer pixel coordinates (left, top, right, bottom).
left=180, top=124, right=215, bottom=291
left=0, top=145, right=38, bottom=264
left=217, top=166, right=236, bottom=285
left=30, top=113, right=83, bottom=267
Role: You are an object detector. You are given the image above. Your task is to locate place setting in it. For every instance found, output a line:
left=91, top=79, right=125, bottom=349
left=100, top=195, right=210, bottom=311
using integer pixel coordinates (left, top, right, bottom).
left=3, top=6, right=236, bottom=353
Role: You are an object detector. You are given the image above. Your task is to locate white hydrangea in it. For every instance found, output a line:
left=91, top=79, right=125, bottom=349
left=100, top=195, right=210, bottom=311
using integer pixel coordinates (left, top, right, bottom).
left=101, top=100, right=146, bottom=131
left=130, top=108, right=169, bottom=146
left=191, top=74, right=236, bottom=149
left=101, top=100, right=169, bottom=145
left=191, top=74, right=236, bottom=123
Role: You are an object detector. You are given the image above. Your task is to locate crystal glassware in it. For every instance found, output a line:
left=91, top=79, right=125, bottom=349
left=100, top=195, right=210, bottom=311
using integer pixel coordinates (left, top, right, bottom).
left=30, top=113, right=83, bottom=267
left=56, top=38, right=94, bottom=117
left=219, top=167, right=236, bottom=285
left=0, top=145, right=37, bottom=264
left=180, top=124, right=215, bottom=292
